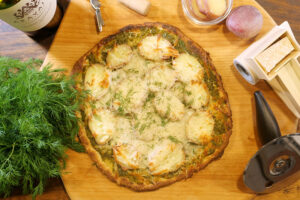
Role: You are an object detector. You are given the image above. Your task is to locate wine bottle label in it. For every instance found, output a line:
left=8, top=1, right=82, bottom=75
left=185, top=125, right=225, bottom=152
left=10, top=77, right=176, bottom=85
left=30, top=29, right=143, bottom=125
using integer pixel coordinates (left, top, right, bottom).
left=0, top=0, right=57, bottom=32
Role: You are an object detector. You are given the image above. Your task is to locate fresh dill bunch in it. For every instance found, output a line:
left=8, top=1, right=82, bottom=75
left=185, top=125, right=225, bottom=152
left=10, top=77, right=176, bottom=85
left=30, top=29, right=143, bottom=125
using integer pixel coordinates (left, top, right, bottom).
left=0, top=57, right=85, bottom=198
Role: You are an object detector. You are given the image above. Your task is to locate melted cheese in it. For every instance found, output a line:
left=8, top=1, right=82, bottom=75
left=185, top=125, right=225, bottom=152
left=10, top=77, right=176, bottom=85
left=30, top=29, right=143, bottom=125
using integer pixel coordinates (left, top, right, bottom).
left=84, top=95, right=112, bottom=119
left=122, top=50, right=149, bottom=78
left=184, top=82, right=209, bottom=110
left=111, top=68, right=127, bottom=86
left=94, top=91, right=113, bottom=110
left=113, top=144, right=140, bottom=170
left=113, top=138, right=149, bottom=169
left=106, top=44, right=133, bottom=69
left=147, top=65, right=176, bottom=92
left=154, top=91, right=185, bottom=121
left=115, top=116, right=132, bottom=135
left=147, top=139, right=185, bottom=175
left=163, top=109, right=194, bottom=143
left=113, top=77, right=148, bottom=114
left=170, top=81, right=185, bottom=102
left=186, top=111, right=214, bottom=145
left=133, top=101, right=164, bottom=142
left=88, top=109, right=116, bottom=145
left=84, top=64, right=111, bottom=99
left=138, top=35, right=178, bottom=61
left=173, top=53, right=203, bottom=83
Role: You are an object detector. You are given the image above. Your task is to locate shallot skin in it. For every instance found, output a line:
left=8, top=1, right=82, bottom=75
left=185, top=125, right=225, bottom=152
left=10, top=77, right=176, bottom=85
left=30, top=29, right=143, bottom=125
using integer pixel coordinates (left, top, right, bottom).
left=226, top=5, right=263, bottom=39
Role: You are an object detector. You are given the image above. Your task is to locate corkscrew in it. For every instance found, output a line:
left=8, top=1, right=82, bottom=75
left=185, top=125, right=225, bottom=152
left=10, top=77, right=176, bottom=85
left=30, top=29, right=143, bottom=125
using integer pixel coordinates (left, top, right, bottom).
left=90, top=0, right=104, bottom=32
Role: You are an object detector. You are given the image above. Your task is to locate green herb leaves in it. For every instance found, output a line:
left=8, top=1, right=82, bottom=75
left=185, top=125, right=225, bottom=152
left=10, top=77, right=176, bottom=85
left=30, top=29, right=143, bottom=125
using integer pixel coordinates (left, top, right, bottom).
left=0, top=57, right=84, bottom=198
left=167, top=136, right=181, bottom=144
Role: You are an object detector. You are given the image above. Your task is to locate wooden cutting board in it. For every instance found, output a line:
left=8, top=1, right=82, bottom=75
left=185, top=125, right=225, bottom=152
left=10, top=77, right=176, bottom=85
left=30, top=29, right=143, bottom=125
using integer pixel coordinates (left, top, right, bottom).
left=44, top=0, right=300, bottom=199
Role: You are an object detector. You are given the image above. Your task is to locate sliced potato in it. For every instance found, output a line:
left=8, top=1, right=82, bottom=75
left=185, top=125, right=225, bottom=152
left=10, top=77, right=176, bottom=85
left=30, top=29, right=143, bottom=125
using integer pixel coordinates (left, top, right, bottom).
left=206, top=0, right=227, bottom=17
left=113, top=78, right=148, bottom=114
left=147, top=66, right=176, bottom=92
left=184, top=81, right=209, bottom=109
left=122, top=50, right=148, bottom=78
left=147, top=139, right=185, bottom=175
left=106, top=44, right=133, bottom=69
left=154, top=91, right=185, bottom=121
left=84, top=64, right=111, bottom=99
left=173, top=53, right=203, bottom=83
left=88, top=109, right=116, bottom=145
left=186, top=111, right=214, bottom=144
left=113, top=144, right=140, bottom=170
left=138, top=35, right=178, bottom=61
left=170, top=81, right=186, bottom=102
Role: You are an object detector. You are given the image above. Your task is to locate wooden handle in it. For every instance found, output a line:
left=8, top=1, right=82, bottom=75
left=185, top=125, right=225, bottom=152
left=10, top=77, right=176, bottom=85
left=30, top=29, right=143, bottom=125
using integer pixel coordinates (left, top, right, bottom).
left=274, top=58, right=300, bottom=117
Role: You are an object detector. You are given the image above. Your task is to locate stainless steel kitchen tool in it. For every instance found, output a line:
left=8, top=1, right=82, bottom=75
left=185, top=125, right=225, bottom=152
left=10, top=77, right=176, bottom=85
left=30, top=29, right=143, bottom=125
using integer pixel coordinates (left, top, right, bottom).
left=243, top=91, right=300, bottom=193
left=90, top=0, right=104, bottom=32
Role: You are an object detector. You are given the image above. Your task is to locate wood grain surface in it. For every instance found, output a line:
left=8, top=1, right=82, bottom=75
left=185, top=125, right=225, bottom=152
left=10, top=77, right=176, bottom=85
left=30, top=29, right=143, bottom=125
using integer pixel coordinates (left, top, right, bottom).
left=0, top=0, right=300, bottom=199
left=43, top=0, right=299, bottom=199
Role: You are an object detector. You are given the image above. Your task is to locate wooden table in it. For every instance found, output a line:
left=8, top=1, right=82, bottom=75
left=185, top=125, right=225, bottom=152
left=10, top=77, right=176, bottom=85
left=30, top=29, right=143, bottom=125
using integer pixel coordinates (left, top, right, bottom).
left=0, top=0, right=299, bottom=199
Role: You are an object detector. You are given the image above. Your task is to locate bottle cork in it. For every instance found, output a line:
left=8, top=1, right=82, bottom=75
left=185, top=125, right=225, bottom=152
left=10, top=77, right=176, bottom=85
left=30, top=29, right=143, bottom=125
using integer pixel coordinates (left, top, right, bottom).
left=119, top=0, right=151, bottom=16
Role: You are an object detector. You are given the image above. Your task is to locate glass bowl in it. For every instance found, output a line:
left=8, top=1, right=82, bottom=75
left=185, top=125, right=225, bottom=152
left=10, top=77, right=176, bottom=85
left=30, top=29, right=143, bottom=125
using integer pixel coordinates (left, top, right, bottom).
left=181, top=0, right=233, bottom=25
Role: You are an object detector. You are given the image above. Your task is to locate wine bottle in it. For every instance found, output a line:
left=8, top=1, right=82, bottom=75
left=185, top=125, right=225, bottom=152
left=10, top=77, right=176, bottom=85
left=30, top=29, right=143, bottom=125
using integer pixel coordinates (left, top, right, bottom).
left=0, top=0, right=21, bottom=9
left=0, top=0, right=62, bottom=36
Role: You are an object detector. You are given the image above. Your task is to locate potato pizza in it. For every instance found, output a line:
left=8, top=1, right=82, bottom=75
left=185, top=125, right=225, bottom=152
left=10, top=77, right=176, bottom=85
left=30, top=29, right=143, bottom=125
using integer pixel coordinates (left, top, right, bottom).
left=72, top=22, right=232, bottom=191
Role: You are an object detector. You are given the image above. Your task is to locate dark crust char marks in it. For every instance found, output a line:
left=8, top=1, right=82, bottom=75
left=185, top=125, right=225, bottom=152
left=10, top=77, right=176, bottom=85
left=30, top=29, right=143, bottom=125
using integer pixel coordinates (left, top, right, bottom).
left=74, top=22, right=233, bottom=191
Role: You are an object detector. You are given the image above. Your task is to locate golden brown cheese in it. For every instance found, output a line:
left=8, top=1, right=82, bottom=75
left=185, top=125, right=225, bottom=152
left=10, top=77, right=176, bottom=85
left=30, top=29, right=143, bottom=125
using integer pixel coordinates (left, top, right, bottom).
left=113, top=143, right=141, bottom=170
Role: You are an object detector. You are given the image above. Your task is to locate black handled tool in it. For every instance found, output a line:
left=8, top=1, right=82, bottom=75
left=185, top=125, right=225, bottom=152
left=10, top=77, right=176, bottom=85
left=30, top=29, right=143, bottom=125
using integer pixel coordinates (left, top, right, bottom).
left=243, top=91, right=300, bottom=193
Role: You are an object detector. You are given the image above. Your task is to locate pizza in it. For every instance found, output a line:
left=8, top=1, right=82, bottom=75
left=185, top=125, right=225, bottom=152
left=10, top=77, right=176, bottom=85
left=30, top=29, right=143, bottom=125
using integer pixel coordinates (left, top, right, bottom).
left=72, top=22, right=232, bottom=191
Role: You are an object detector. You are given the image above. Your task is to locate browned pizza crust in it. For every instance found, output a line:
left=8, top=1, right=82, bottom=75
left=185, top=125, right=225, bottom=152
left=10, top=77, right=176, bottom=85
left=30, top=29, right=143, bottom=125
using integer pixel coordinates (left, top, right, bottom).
left=74, top=22, right=232, bottom=191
